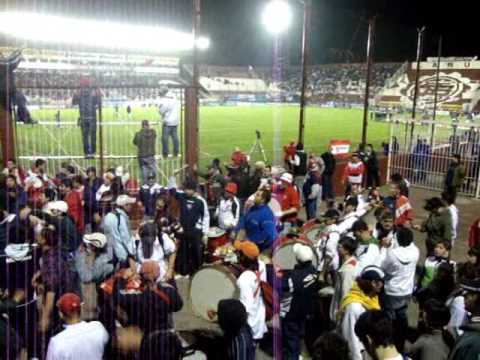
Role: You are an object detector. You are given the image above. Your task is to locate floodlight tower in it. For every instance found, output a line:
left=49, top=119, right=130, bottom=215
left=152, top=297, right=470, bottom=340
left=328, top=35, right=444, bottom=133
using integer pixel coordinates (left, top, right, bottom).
left=263, top=0, right=311, bottom=145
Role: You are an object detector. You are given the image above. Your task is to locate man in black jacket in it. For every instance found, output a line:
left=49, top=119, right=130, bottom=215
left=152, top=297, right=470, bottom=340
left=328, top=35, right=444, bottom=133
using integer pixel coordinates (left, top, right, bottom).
left=321, top=146, right=336, bottom=200
left=363, top=144, right=380, bottom=189
left=280, top=243, right=320, bottom=360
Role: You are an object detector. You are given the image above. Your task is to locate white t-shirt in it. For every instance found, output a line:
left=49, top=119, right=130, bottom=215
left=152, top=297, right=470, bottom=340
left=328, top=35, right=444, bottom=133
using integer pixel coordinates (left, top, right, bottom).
left=137, top=234, right=176, bottom=282
left=159, top=97, right=180, bottom=126
left=355, top=243, right=381, bottom=276
left=237, top=260, right=267, bottom=340
left=316, top=224, right=340, bottom=271
left=46, top=321, right=109, bottom=360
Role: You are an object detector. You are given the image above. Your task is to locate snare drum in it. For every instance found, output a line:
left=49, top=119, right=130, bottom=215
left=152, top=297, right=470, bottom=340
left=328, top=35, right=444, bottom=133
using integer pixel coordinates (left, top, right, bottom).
left=190, top=264, right=242, bottom=322
left=301, top=219, right=324, bottom=244
left=272, top=236, right=319, bottom=270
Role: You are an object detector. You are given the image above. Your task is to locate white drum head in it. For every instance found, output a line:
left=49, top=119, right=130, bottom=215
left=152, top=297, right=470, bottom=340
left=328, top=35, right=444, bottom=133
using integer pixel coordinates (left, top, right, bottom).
left=273, top=241, right=319, bottom=271
left=190, top=266, right=239, bottom=322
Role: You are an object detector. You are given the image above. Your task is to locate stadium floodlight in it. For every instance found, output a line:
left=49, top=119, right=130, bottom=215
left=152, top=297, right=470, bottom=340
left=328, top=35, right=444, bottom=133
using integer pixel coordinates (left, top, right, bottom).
left=0, top=12, right=210, bottom=53
left=262, top=0, right=293, bottom=35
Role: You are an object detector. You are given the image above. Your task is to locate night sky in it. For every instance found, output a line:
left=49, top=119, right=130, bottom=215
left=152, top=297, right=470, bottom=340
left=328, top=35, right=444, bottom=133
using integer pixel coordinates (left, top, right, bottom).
left=3, top=0, right=479, bottom=65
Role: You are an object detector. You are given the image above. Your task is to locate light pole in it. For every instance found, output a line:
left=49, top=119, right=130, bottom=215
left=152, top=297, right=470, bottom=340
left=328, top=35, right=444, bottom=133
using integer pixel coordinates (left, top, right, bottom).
left=263, top=0, right=311, bottom=145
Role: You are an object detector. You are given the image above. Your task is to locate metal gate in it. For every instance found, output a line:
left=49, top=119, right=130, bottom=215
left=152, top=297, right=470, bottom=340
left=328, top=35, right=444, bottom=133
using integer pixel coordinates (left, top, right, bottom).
left=387, top=118, right=480, bottom=197
left=15, top=92, right=184, bottom=185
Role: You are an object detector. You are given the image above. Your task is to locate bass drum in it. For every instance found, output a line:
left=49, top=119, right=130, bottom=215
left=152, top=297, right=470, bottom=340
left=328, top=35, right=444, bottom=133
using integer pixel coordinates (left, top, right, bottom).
left=272, top=236, right=319, bottom=271
left=301, top=219, right=324, bottom=244
left=190, top=264, right=242, bottom=322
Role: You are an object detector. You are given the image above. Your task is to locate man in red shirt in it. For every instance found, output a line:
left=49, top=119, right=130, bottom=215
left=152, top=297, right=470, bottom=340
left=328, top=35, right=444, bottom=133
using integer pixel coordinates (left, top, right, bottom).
left=342, top=152, right=365, bottom=194
left=274, top=172, right=300, bottom=227
left=390, top=181, right=413, bottom=227
left=59, top=179, right=85, bottom=233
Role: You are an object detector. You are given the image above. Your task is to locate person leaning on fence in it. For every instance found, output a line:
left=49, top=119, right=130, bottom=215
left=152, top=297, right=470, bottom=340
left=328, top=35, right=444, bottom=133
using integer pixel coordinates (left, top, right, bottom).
left=133, top=120, right=158, bottom=184
left=158, top=88, right=180, bottom=158
left=72, top=77, right=101, bottom=159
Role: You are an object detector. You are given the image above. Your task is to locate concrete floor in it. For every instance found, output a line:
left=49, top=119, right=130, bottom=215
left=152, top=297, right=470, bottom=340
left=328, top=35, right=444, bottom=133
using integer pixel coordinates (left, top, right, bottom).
left=173, top=187, right=480, bottom=359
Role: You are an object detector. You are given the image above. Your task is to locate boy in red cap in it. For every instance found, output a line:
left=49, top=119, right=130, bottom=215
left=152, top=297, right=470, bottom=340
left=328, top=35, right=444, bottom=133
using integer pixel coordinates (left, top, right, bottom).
left=216, top=182, right=241, bottom=231
left=46, top=293, right=108, bottom=360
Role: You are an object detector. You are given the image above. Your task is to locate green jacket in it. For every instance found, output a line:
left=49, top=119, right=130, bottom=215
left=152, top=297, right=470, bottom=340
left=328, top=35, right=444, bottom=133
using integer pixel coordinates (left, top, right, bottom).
left=422, top=209, right=453, bottom=244
left=449, top=321, right=480, bottom=360
left=133, top=128, right=157, bottom=158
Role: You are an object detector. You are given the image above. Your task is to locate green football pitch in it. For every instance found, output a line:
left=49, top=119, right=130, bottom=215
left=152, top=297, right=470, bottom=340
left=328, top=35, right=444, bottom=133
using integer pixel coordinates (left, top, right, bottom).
left=17, top=106, right=390, bottom=174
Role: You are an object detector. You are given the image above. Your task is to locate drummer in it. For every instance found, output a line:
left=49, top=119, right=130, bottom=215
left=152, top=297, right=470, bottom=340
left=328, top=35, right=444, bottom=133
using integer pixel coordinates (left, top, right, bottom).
left=315, top=209, right=342, bottom=282
left=215, top=182, right=241, bottom=232
left=273, top=172, right=300, bottom=234
left=235, top=189, right=277, bottom=252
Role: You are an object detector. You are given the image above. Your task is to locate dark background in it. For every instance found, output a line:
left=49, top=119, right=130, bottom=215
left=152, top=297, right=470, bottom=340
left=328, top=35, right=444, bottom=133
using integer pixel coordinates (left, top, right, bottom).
left=3, top=0, right=478, bottom=65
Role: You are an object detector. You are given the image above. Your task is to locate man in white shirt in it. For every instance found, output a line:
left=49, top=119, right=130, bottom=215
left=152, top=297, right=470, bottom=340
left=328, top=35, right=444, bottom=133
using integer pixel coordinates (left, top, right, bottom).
left=351, top=219, right=381, bottom=275
left=234, top=240, right=268, bottom=341
left=46, top=293, right=109, bottom=360
left=216, top=182, right=241, bottom=231
left=381, top=227, right=419, bottom=351
left=158, top=89, right=180, bottom=158
left=442, top=191, right=459, bottom=246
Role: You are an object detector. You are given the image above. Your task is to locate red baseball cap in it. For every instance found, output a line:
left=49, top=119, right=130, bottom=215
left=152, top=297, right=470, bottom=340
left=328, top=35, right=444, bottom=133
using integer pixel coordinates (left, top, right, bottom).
left=225, top=182, right=238, bottom=195
left=57, top=293, right=82, bottom=315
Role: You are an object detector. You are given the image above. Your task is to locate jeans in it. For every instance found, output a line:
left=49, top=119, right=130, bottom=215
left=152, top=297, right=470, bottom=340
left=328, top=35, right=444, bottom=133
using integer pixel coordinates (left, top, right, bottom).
left=162, top=125, right=179, bottom=157
left=138, top=156, right=157, bottom=183
left=321, top=174, right=334, bottom=200
left=81, top=120, right=97, bottom=155
left=383, top=294, right=410, bottom=352
left=282, top=319, right=305, bottom=360
left=305, top=198, right=318, bottom=220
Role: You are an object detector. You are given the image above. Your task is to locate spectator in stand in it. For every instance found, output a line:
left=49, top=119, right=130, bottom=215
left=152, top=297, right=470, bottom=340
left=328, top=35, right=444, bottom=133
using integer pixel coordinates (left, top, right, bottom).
left=449, top=278, right=480, bottom=360
left=170, top=178, right=206, bottom=277
left=354, top=310, right=403, bottom=360
left=363, top=144, right=381, bottom=189
left=290, top=143, right=309, bottom=199
left=404, top=299, right=453, bottom=360
left=159, top=89, right=180, bottom=158
left=330, top=235, right=359, bottom=322
left=139, top=175, right=164, bottom=218
left=114, top=261, right=183, bottom=338
left=137, top=222, right=177, bottom=283
left=321, top=146, right=336, bottom=201
left=4, top=174, right=27, bottom=214
left=351, top=220, right=381, bottom=274
left=233, top=240, right=268, bottom=341
left=102, top=194, right=137, bottom=272
left=84, top=166, right=102, bottom=232
left=338, top=266, right=385, bottom=360
left=216, top=182, right=241, bottom=232
left=442, top=191, right=459, bottom=246
left=2, top=158, right=26, bottom=186
left=74, top=233, right=114, bottom=285
left=418, top=240, right=456, bottom=290
left=72, top=77, right=101, bottom=159
left=133, top=120, right=157, bottom=184
left=274, top=172, right=300, bottom=232
left=444, top=154, right=466, bottom=202
left=390, top=181, right=414, bottom=227
left=284, top=141, right=297, bottom=172
left=414, top=197, right=452, bottom=255
left=390, top=173, right=410, bottom=197
left=311, top=332, right=350, bottom=360
left=303, top=163, right=322, bottom=220
left=59, top=179, right=84, bottom=234
left=217, top=299, right=256, bottom=360
left=33, top=227, right=80, bottom=345
left=235, top=189, right=277, bottom=251
left=230, top=147, right=249, bottom=169
left=43, top=200, right=81, bottom=254
left=46, top=293, right=109, bottom=360
left=417, top=261, right=456, bottom=308
left=380, top=227, right=420, bottom=351
left=315, top=209, right=342, bottom=283
left=342, top=152, right=365, bottom=195
left=280, top=243, right=320, bottom=359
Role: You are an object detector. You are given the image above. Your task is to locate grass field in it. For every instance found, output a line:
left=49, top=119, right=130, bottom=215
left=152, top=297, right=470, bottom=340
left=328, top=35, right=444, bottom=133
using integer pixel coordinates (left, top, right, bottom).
left=18, top=105, right=391, bottom=177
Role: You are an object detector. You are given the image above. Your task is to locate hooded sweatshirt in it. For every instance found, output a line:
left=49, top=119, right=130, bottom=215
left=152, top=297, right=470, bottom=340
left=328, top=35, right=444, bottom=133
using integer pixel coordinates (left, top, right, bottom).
left=381, top=241, right=420, bottom=297
left=133, top=127, right=157, bottom=158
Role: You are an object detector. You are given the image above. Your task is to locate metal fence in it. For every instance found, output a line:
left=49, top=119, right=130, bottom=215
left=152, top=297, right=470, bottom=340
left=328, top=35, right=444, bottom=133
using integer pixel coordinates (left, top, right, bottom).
left=387, top=119, right=480, bottom=197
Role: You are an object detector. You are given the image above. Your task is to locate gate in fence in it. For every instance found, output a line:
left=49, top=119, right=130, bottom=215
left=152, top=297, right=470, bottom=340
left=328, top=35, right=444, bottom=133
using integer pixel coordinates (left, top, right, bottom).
left=387, top=119, right=480, bottom=197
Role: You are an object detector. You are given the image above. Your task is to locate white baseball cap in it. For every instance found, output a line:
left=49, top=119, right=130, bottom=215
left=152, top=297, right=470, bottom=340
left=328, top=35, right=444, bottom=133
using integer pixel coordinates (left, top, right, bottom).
left=293, top=243, right=314, bottom=263
left=116, top=194, right=136, bottom=206
left=44, top=200, right=69, bottom=214
left=83, top=233, right=107, bottom=248
left=280, top=172, right=294, bottom=184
